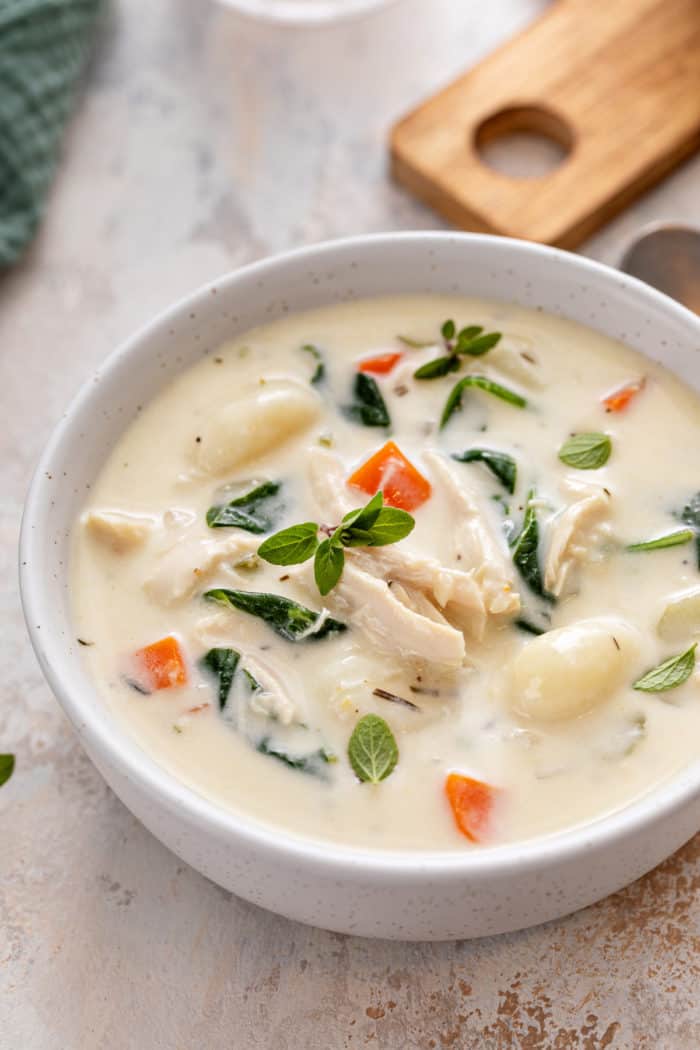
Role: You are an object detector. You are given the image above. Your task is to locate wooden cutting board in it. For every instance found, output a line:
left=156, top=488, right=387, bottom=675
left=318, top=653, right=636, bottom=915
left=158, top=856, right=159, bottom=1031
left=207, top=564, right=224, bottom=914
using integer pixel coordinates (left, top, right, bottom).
left=390, top=0, right=700, bottom=247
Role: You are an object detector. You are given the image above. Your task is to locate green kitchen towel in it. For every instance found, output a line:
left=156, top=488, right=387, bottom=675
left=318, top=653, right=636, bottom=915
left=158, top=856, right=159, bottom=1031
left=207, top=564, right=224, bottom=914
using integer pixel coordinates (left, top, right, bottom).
left=0, top=0, right=103, bottom=267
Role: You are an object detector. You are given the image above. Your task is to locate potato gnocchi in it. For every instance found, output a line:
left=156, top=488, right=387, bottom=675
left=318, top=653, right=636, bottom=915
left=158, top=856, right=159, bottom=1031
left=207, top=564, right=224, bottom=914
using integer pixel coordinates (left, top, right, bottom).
left=72, top=295, right=700, bottom=850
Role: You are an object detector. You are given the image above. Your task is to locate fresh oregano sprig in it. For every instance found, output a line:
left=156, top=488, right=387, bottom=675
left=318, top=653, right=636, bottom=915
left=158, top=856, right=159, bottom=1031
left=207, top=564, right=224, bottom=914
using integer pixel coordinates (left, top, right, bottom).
left=413, top=319, right=502, bottom=381
left=257, top=491, right=415, bottom=596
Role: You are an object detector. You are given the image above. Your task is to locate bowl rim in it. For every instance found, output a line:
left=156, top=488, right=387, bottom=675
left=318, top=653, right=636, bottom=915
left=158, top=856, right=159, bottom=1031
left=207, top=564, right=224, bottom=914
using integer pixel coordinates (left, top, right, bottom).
left=20, top=230, right=700, bottom=880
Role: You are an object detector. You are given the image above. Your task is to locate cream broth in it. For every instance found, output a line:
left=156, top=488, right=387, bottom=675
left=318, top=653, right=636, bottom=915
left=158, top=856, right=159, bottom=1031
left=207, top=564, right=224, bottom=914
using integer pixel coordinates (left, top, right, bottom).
left=72, top=295, right=700, bottom=850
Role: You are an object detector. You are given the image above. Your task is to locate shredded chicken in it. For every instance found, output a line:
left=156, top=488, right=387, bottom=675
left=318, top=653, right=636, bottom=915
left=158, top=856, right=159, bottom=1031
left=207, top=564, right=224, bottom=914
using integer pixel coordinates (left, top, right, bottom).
left=243, top=655, right=298, bottom=726
left=324, top=561, right=466, bottom=669
left=423, top=452, right=520, bottom=618
left=145, top=533, right=258, bottom=605
left=308, top=448, right=487, bottom=637
left=83, top=510, right=154, bottom=553
left=544, top=482, right=612, bottom=598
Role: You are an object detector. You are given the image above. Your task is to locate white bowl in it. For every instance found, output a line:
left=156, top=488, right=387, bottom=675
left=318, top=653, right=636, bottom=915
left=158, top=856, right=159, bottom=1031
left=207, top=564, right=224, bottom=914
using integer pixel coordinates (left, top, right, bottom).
left=20, top=233, right=700, bottom=940
left=215, top=0, right=398, bottom=25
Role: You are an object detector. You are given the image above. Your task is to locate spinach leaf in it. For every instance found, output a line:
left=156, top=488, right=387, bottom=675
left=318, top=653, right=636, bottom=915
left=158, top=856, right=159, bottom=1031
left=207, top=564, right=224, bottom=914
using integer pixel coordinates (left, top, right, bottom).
left=206, top=481, right=282, bottom=533
left=0, top=754, right=15, bottom=788
left=201, top=648, right=240, bottom=709
left=633, top=644, right=697, bottom=693
left=514, top=618, right=546, bottom=636
left=452, top=448, right=517, bottom=493
left=440, top=375, right=527, bottom=429
left=347, top=714, right=398, bottom=783
left=681, top=491, right=700, bottom=568
left=512, top=489, right=550, bottom=600
left=204, top=589, right=346, bottom=642
left=301, top=343, right=325, bottom=384
left=257, top=738, right=335, bottom=777
left=345, top=373, right=391, bottom=427
left=627, top=529, right=695, bottom=552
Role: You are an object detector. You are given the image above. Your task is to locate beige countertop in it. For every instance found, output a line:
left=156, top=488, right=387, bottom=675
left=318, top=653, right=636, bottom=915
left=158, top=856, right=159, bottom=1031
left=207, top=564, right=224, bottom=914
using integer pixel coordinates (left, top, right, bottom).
left=3, top=1, right=700, bottom=1046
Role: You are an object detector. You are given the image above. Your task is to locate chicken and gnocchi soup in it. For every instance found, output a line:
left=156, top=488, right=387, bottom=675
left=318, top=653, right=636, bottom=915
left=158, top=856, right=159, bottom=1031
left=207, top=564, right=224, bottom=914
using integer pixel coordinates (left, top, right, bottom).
left=72, top=295, right=700, bottom=849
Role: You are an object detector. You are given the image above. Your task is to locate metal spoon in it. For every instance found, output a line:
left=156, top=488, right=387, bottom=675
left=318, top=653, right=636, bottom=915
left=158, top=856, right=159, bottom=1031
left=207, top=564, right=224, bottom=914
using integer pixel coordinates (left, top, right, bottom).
left=619, top=223, right=700, bottom=314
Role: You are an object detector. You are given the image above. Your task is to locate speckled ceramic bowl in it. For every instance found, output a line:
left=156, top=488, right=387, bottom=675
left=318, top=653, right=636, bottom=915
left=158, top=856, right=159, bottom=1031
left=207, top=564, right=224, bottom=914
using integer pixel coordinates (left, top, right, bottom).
left=20, top=233, right=700, bottom=940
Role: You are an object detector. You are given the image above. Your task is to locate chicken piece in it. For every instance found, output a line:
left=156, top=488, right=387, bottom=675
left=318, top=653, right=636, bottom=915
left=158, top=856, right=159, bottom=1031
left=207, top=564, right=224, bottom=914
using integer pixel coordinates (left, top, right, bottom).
left=308, top=448, right=487, bottom=636
left=243, top=655, right=298, bottom=726
left=325, top=561, right=466, bottom=669
left=145, top=533, right=259, bottom=605
left=486, top=338, right=545, bottom=390
left=83, top=509, right=154, bottom=554
left=543, top=483, right=612, bottom=598
left=196, top=379, right=321, bottom=476
left=423, top=452, right=520, bottom=618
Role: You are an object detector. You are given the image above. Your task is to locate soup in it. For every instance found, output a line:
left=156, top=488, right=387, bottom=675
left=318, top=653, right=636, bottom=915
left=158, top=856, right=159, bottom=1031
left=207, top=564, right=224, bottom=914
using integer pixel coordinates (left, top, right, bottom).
left=72, top=295, right=700, bottom=850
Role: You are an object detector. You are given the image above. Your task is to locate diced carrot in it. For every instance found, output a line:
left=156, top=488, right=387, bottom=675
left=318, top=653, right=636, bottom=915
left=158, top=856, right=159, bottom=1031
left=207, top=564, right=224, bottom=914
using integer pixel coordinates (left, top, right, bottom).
left=445, top=773, right=497, bottom=843
left=134, top=635, right=187, bottom=691
left=357, top=351, right=403, bottom=375
left=602, top=377, right=646, bottom=413
left=348, top=440, right=432, bottom=512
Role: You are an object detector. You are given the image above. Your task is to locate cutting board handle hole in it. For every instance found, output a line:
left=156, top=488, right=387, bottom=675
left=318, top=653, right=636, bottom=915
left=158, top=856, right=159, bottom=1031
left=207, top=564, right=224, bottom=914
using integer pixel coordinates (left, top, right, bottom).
left=473, top=105, right=574, bottom=179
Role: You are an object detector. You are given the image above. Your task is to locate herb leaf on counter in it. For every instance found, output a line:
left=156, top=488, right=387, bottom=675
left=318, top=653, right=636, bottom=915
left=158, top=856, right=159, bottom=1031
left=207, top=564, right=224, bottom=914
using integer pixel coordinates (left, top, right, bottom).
left=204, top=589, right=347, bottom=642
left=347, top=714, right=399, bottom=784
left=633, top=644, right=697, bottom=693
left=558, top=433, right=612, bottom=470
left=0, top=753, right=15, bottom=788
left=452, top=448, right=517, bottom=494
left=345, top=373, right=391, bottom=427
left=627, top=529, right=695, bottom=553
left=440, top=375, right=527, bottom=429
left=301, top=343, right=325, bottom=385
left=258, top=522, right=319, bottom=565
left=206, top=480, right=283, bottom=532
left=512, top=489, right=550, bottom=600
left=257, top=492, right=415, bottom=597
left=201, top=647, right=241, bottom=709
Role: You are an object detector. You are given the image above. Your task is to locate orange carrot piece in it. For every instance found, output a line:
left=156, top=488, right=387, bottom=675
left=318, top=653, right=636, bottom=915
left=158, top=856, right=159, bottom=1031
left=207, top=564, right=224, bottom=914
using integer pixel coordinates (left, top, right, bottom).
left=357, top=351, right=403, bottom=375
left=602, top=377, right=646, bottom=413
left=134, top=635, right=187, bottom=691
left=445, top=773, right=497, bottom=843
left=348, top=440, right=432, bottom=512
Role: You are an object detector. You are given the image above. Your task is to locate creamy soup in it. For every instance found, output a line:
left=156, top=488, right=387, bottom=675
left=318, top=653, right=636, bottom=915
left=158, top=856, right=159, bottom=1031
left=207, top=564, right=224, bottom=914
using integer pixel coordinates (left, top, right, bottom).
left=72, top=295, right=700, bottom=850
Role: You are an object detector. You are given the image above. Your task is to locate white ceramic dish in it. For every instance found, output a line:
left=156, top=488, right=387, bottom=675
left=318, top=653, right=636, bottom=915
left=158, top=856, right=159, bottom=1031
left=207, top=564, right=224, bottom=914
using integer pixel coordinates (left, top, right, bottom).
left=20, top=233, right=700, bottom=940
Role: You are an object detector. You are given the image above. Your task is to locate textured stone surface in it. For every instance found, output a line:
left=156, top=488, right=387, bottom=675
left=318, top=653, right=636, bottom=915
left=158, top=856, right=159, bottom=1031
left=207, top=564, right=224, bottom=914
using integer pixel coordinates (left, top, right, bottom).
left=2, top=0, right=700, bottom=1045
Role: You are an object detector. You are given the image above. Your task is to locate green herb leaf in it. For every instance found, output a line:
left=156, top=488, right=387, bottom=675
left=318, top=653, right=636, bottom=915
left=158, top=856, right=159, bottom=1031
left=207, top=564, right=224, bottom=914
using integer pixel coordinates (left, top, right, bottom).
left=413, top=355, right=461, bottom=380
left=341, top=491, right=384, bottom=531
left=345, top=373, right=391, bottom=427
left=258, top=522, right=319, bottom=565
left=627, top=529, right=695, bottom=552
left=512, top=489, right=550, bottom=599
left=206, top=481, right=283, bottom=532
left=347, top=714, right=399, bottom=783
left=633, top=644, right=697, bottom=693
left=452, top=448, right=517, bottom=494
left=201, top=648, right=240, bottom=709
left=204, top=589, right=346, bottom=642
left=456, top=331, right=501, bottom=356
left=0, top=753, right=15, bottom=788
left=365, top=507, right=415, bottom=546
left=397, top=335, right=434, bottom=349
left=558, top=433, right=612, bottom=470
left=257, top=738, right=335, bottom=777
left=301, top=343, right=325, bottom=384
left=457, top=325, right=483, bottom=343
left=441, top=319, right=456, bottom=341
left=314, top=538, right=345, bottom=595
left=440, top=375, right=527, bottom=429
